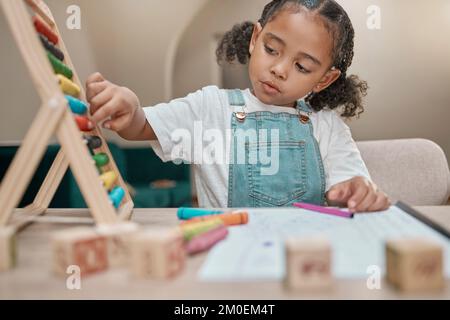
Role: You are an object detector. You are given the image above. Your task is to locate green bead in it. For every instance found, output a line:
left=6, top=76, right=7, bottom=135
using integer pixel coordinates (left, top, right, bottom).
left=93, top=153, right=109, bottom=168
left=47, top=51, right=73, bottom=79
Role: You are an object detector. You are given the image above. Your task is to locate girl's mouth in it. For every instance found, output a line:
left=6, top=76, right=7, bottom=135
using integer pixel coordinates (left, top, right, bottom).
left=260, top=81, right=281, bottom=95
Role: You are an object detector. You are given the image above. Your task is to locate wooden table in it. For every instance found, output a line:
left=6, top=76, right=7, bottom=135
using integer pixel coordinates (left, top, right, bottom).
left=1, top=206, right=450, bottom=300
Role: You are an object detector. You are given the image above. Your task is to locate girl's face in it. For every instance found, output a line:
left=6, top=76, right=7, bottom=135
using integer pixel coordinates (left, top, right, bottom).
left=248, top=8, right=342, bottom=108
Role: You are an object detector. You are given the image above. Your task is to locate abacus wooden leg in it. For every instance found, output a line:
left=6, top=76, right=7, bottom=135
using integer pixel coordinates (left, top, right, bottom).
left=56, top=113, right=118, bottom=225
left=0, top=101, right=66, bottom=226
left=8, top=150, right=70, bottom=231
left=32, top=149, right=69, bottom=211
left=0, top=227, right=16, bottom=272
left=118, top=201, right=135, bottom=221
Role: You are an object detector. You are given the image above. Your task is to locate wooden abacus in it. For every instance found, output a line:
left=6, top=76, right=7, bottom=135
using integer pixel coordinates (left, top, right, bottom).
left=0, top=0, right=134, bottom=232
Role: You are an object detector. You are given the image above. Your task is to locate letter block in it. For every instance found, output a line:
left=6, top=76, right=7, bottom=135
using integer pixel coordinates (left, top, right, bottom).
left=386, top=238, right=444, bottom=291
left=285, top=236, right=333, bottom=290
left=130, top=228, right=185, bottom=279
left=96, top=222, right=139, bottom=268
left=51, top=227, right=108, bottom=276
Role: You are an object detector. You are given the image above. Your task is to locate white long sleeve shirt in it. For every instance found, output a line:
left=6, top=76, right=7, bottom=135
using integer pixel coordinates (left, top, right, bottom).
left=143, top=86, right=371, bottom=208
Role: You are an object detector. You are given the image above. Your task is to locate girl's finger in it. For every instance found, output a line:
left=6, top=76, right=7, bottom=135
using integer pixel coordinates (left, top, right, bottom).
left=103, top=114, right=130, bottom=132
left=90, top=97, right=119, bottom=124
left=329, top=184, right=352, bottom=202
left=86, top=72, right=105, bottom=87
left=86, top=80, right=108, bottom=103
left=347, top=183, right=369, bottom=210
left=366, top=192, right=389, bottom=212
left=354, top=189, right=377, bottom=212
left=89, top=86, right=114, bottom=116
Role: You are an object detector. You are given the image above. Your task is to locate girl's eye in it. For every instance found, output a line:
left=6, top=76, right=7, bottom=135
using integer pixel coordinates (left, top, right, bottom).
left=296, top=63, right=310, bottom=74
left=264, top=45, right=277, bottom=55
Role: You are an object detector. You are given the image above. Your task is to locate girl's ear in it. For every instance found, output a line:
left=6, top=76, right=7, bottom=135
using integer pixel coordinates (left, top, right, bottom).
left=249, top=22, right=263, bottom=55
left=312, top=68, right=342, bottom=94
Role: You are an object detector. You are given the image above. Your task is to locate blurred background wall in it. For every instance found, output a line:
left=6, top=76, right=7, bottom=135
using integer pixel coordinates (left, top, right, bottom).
left=1, top=0, right=450, bottom=161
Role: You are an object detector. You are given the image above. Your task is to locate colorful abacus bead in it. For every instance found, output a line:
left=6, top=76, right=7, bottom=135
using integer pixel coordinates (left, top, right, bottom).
left=93, top=153, right=109, bottom=167
left=74, top=116, right=92, bottom=132
left=84, top=135, right=102, bottom=150
left=66, top=95, right=87, bottom=115
left=109, top=187, right=125, bottom=208
left=100, top=171, right=117, bottom=191
left=47, top=51, right=73, bottom=79
left=39, top=35, right=64, bottom=61
left=33, top=15, right=58, bottom=45
left=57, top=74, right=80, bottom=97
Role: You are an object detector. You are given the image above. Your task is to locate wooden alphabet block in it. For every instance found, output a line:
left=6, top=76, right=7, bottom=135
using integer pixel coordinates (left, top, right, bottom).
left=96, top=222, right=139, bottom=268
left=285, top=236, right=333, bottom=290
left=0, top=227, right=16, bottom=272
left=130, top=228, right=185, bottom=279
left=386, top=238, right=444, bottom=291
left=51, top=227, right=108, bottom=277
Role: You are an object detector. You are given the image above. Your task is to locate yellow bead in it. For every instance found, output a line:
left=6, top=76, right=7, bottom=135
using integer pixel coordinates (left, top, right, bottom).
left=57, top=74, right=80, bottom=97
left=100, top=171, right=117, bottom=191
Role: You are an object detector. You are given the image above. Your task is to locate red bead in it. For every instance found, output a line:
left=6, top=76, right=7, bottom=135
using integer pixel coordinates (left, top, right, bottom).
left=74, top=116, right=92, bottom=132
left=33, top=15, right=58, bottom=45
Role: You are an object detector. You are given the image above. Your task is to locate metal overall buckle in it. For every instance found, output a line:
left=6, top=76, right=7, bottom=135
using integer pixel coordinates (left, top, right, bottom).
left=234, top=105, right=247, bottom=122
left=298, top=110, right=312, bottom=124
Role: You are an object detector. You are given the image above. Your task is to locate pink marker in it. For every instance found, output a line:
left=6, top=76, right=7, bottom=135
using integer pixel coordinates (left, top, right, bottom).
left=185, top=225, right=229, bottom=255
left=293, top=202, right=354, bottom=219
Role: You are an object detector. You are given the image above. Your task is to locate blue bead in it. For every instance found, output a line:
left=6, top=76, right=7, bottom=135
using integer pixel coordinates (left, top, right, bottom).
left=65, top=95, right=88, bottom=115
left=109, top=187, right=125, bottom=208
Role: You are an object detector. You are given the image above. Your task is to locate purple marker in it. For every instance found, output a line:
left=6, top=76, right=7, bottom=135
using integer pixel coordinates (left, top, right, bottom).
left=293, top=202, right=354, bottom=219
left=185, top=225, right=229, bottom=255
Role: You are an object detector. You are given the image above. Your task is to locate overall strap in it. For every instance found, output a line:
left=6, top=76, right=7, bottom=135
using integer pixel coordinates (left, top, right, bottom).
left=296, top=99, right=313, bottom=113
left=227, top=89, right=246, bottom=107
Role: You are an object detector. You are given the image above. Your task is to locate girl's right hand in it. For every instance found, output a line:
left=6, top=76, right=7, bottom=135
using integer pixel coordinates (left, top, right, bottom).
left=86, top=72, right=140, bottom=132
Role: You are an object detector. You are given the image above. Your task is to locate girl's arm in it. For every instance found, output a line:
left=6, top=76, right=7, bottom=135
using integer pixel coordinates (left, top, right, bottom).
left=324, top=112, right=390, bottom=212
left=116, top=104, right=157, bottom=141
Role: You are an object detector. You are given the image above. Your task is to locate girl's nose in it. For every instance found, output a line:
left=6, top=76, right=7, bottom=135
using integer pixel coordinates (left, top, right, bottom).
left=270, top=60, right=289, bottom=81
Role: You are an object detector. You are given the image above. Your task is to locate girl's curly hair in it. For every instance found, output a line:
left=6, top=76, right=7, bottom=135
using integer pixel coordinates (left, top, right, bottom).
left=216, top=0, right=368, bottom=119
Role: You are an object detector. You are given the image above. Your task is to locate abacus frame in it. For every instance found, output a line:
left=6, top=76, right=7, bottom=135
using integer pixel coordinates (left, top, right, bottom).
left=0, top=0, right=134, bottom=232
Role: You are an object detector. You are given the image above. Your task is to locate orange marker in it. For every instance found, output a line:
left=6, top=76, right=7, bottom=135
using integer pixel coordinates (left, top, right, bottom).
left=181, top=211, right=248, bottom=227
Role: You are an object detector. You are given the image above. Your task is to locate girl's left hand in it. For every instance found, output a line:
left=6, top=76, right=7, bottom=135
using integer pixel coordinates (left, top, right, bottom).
left=326, top=176, right=391, bottom=213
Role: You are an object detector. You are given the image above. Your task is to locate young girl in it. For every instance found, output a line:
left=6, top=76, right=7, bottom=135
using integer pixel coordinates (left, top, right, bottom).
left=85, top=0, right=390, bottom=213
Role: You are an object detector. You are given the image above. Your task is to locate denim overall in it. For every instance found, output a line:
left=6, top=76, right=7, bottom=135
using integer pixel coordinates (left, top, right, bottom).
left=227, top=89, right=326, bottom=207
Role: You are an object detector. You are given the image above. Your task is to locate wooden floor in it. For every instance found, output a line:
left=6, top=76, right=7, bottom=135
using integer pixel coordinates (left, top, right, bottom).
left=0, top=207, right=450, bottom=299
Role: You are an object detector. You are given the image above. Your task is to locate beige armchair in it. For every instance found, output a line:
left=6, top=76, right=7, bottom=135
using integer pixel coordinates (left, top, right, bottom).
left=357, top=139, right=450, bottom=206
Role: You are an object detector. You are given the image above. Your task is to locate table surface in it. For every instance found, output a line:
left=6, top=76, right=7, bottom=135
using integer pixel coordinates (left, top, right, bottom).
left=1, top=206, right=450, bottom=300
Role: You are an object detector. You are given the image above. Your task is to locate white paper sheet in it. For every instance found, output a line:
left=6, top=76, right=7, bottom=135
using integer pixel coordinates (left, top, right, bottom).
left=199, top=206, right=450, bottom=281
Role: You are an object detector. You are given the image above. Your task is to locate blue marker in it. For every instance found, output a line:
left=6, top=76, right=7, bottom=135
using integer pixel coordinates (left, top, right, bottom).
left=177, top=207, right=224, bottom=220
